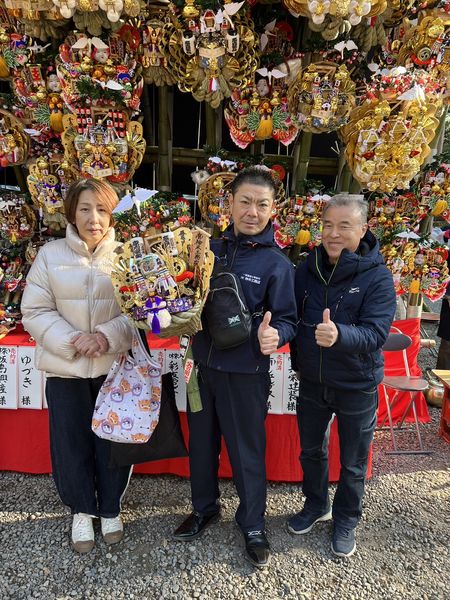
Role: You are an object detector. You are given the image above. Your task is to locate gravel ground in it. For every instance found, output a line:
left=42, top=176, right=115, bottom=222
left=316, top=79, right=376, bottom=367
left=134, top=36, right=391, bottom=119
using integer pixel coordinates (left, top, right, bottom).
left=1, top=319, right=449, bottom=600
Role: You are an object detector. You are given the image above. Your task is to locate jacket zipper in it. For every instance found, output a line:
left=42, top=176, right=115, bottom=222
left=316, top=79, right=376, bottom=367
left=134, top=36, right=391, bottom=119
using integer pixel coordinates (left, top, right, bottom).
left=316, top=253, right=339, bottom=384
left=88, top=255, right=94, bottom=378
left=206, top=242, right=239, bottom=368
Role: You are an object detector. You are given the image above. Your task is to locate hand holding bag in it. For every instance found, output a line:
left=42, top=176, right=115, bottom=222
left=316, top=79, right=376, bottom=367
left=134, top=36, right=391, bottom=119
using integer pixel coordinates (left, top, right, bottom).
left=92, top=329, right=162, bottom=444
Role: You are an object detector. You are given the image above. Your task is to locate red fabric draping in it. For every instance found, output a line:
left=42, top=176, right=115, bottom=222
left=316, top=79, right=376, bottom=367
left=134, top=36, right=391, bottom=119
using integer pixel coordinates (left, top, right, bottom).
left=0, top=407, right=346, bottom=481
left=0, top=318, right=430, bottom=478
left=377, top=318, right=430, bottom=425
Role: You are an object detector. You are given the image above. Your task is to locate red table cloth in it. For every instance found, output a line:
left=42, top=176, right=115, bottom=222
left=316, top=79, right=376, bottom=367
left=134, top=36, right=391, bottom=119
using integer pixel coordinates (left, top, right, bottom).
left=0, top=318, right=429, bottom=479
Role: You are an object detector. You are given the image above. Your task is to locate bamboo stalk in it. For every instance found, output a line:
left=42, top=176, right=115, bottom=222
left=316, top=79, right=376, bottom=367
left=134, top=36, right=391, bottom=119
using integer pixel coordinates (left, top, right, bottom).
left=406, top=292, right=423, bottom=319
left=157, top=86, right=172, bottom=191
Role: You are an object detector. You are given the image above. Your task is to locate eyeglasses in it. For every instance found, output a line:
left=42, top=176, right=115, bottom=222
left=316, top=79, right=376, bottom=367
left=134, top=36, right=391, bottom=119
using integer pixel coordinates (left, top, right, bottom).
left=298, top=290, right=347, bottom=328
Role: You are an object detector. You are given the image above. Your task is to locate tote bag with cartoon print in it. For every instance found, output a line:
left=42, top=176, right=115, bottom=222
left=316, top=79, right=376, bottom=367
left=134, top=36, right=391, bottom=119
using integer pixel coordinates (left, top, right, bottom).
left=92, top=329, right=162, bottom=444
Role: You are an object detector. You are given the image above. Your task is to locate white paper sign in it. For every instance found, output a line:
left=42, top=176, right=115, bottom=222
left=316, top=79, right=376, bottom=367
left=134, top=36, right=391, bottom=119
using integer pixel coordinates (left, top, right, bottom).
left=165, top=350, right=186, bottom=411
left=268, top=353, right=284, bottom=414
left=18, top=347, right=42, bottom=409
left=0, top=346, right=18, bottom=409
left=282, top=354, right=299, bottom=414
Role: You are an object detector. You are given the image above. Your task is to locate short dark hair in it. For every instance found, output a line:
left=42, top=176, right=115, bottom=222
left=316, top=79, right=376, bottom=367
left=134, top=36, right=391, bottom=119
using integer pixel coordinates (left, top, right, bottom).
left=322, top=193, right=368, bottom=224
left=64, top=178, right=119, bottom=225
left=230, top=166, right=277, bottom=199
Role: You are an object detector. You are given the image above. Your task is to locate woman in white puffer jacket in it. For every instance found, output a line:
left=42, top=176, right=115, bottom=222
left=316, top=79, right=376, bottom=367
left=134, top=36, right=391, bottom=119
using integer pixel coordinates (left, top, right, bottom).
left=21, top=178, right=133, bottom=554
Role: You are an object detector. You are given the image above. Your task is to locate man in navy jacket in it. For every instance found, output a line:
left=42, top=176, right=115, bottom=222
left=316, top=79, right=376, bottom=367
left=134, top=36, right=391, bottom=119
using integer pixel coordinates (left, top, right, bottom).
left=173, top=167, right=297, bottom=568
left=288, top=194, right=396, bottom=558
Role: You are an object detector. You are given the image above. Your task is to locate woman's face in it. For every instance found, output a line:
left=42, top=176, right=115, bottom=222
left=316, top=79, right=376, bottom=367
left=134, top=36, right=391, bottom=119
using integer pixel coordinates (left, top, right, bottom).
left=74, top=189, right=111, bottom=251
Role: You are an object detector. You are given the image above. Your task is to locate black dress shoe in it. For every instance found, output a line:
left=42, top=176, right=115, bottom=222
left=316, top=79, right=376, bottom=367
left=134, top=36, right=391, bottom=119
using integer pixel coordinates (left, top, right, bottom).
left=243, top=530, right=271, bottom=568
left=172, top=511, right=220, bottom=541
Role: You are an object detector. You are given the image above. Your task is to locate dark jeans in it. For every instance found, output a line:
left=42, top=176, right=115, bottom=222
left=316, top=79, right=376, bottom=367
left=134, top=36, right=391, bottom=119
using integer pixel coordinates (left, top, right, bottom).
left=46, top=377, right=132, bottom=518
left=187, top=366, right=270, bottom=533
left=297, top=379, right=378, bottom=529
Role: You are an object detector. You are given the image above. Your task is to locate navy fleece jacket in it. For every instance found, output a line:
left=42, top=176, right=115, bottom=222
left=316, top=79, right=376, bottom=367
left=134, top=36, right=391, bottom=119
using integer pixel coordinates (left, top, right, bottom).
left=192, top=223, right=297, bottom=374
left=291, top=230, right=396, bottom=391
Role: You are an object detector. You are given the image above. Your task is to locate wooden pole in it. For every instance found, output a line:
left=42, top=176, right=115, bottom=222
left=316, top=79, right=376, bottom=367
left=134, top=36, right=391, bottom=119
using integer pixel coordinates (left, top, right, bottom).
left=293, top=131, right=313, bottom=194
left=13, top=166, right=27, bottom=193
left=157, top=85, right=171, bottom=191
left=205, top=103, right=220, bottom=149
left=339, top=163, right=352, bottom=192
left=141, top=146, right=338, bottom=174
left=140, top=83, right=153, bottom=144
left=349, top=177, right=361, bottom=194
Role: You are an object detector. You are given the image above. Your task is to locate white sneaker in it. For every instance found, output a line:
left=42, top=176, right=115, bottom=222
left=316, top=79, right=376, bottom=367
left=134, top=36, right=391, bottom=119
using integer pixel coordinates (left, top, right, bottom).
left=101, top=515, right=124, bottom=545
left=71, top=513, right=95, bottom=554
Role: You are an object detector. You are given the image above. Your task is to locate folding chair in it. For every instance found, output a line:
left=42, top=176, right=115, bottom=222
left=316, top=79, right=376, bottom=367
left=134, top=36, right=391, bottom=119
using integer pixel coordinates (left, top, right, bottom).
left=379, top=327, right=432, bottom=455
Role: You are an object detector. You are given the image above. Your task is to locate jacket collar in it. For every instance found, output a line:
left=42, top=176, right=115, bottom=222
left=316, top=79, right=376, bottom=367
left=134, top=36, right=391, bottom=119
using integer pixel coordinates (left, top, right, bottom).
left=221, top=221, right=275, bottom=248
left=66, top=224, right=116, bottom=259
left=309, top=230, right=383, bottom=284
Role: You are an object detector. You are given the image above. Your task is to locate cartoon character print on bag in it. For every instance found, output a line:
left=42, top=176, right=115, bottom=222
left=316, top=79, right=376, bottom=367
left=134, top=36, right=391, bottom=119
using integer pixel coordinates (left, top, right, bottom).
left=92, top=331, right=163, bottom=443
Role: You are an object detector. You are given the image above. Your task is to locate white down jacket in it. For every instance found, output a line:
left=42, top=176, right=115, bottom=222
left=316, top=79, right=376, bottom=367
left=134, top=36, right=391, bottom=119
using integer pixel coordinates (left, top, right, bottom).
left=21, top=225, right=132, bottom=378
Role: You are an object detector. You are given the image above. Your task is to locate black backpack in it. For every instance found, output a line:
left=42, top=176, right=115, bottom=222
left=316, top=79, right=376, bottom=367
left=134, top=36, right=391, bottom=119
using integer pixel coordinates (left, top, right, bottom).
left=203, top=243, right=253, bottom=350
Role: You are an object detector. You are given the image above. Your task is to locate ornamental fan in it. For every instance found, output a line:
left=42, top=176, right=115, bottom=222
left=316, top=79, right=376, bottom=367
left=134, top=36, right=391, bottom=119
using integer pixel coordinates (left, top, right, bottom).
left=224, top=75, right=299, bottom=149
left=282, top=0, right=386, bottom=39
left=165, top=6, right=258, bottom=109
left=113, top=193, right=192, bottom=241
left=198, top=172, right=236, bottom=231
left=61, top=112, right=146, bottom=187
left=27, top=155, right=74, bottom=232
left=340, top=78, right=443, bottom=192
left=288, top=62, right=356, bottom=134
left=56, top=34, right=143, bottom=113
left=141, top=17, right=175, bottom=87
left=416, top=162, right=450, bottom=223
left=367, top=192, right=426, bottom=244
left=396, top=15, right=450, bottom=96
left=397, top=16, right=450, bottom=71
left=274, top=195, right=325, bottom=250
left=0, top=109, right=30, bottom=167
left=4, top=0, right=68, bottom=41
left=0, top=27, right=32, bottom=77
left=380, top=239, right=450, bottom=301
left=382, top=0, right=418, bottom=28
left=0, top=192, right=36, bottom=245
left=11, top=64, right=65, bottom=136
left=111, top=228, right=215, bottom=338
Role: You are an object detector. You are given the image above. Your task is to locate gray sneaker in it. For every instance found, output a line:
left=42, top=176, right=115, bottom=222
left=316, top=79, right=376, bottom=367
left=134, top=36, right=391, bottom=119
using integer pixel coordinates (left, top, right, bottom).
left=287, top=506, right=332, bottom=535
left=331, top=525, right=356, bottom=557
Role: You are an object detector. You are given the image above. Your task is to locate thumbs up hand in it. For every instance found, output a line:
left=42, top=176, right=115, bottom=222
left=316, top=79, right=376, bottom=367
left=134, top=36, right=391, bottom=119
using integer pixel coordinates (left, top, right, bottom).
left=258, top=311, right=279, bottom=355
left=315, top=308, right=338, bottom=348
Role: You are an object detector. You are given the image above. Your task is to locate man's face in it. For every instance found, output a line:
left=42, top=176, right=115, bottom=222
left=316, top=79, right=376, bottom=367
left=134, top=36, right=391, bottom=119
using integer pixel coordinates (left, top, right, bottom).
left=321, top=205, right=368, bottom=264
left=229, top=182, right=274, bottom=236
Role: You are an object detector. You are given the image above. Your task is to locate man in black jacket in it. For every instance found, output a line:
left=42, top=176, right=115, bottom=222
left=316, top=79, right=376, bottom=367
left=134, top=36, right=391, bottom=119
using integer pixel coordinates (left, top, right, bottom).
left=288, top=194, right=396, bottom=558
left=173, top=167, right=297, bottom=568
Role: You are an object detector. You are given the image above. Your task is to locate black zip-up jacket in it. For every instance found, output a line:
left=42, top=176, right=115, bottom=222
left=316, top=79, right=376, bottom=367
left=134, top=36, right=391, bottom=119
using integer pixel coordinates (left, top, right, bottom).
left=192, top=223, right=297, bottom=374
left=291, top=230, right=396, bottom=391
